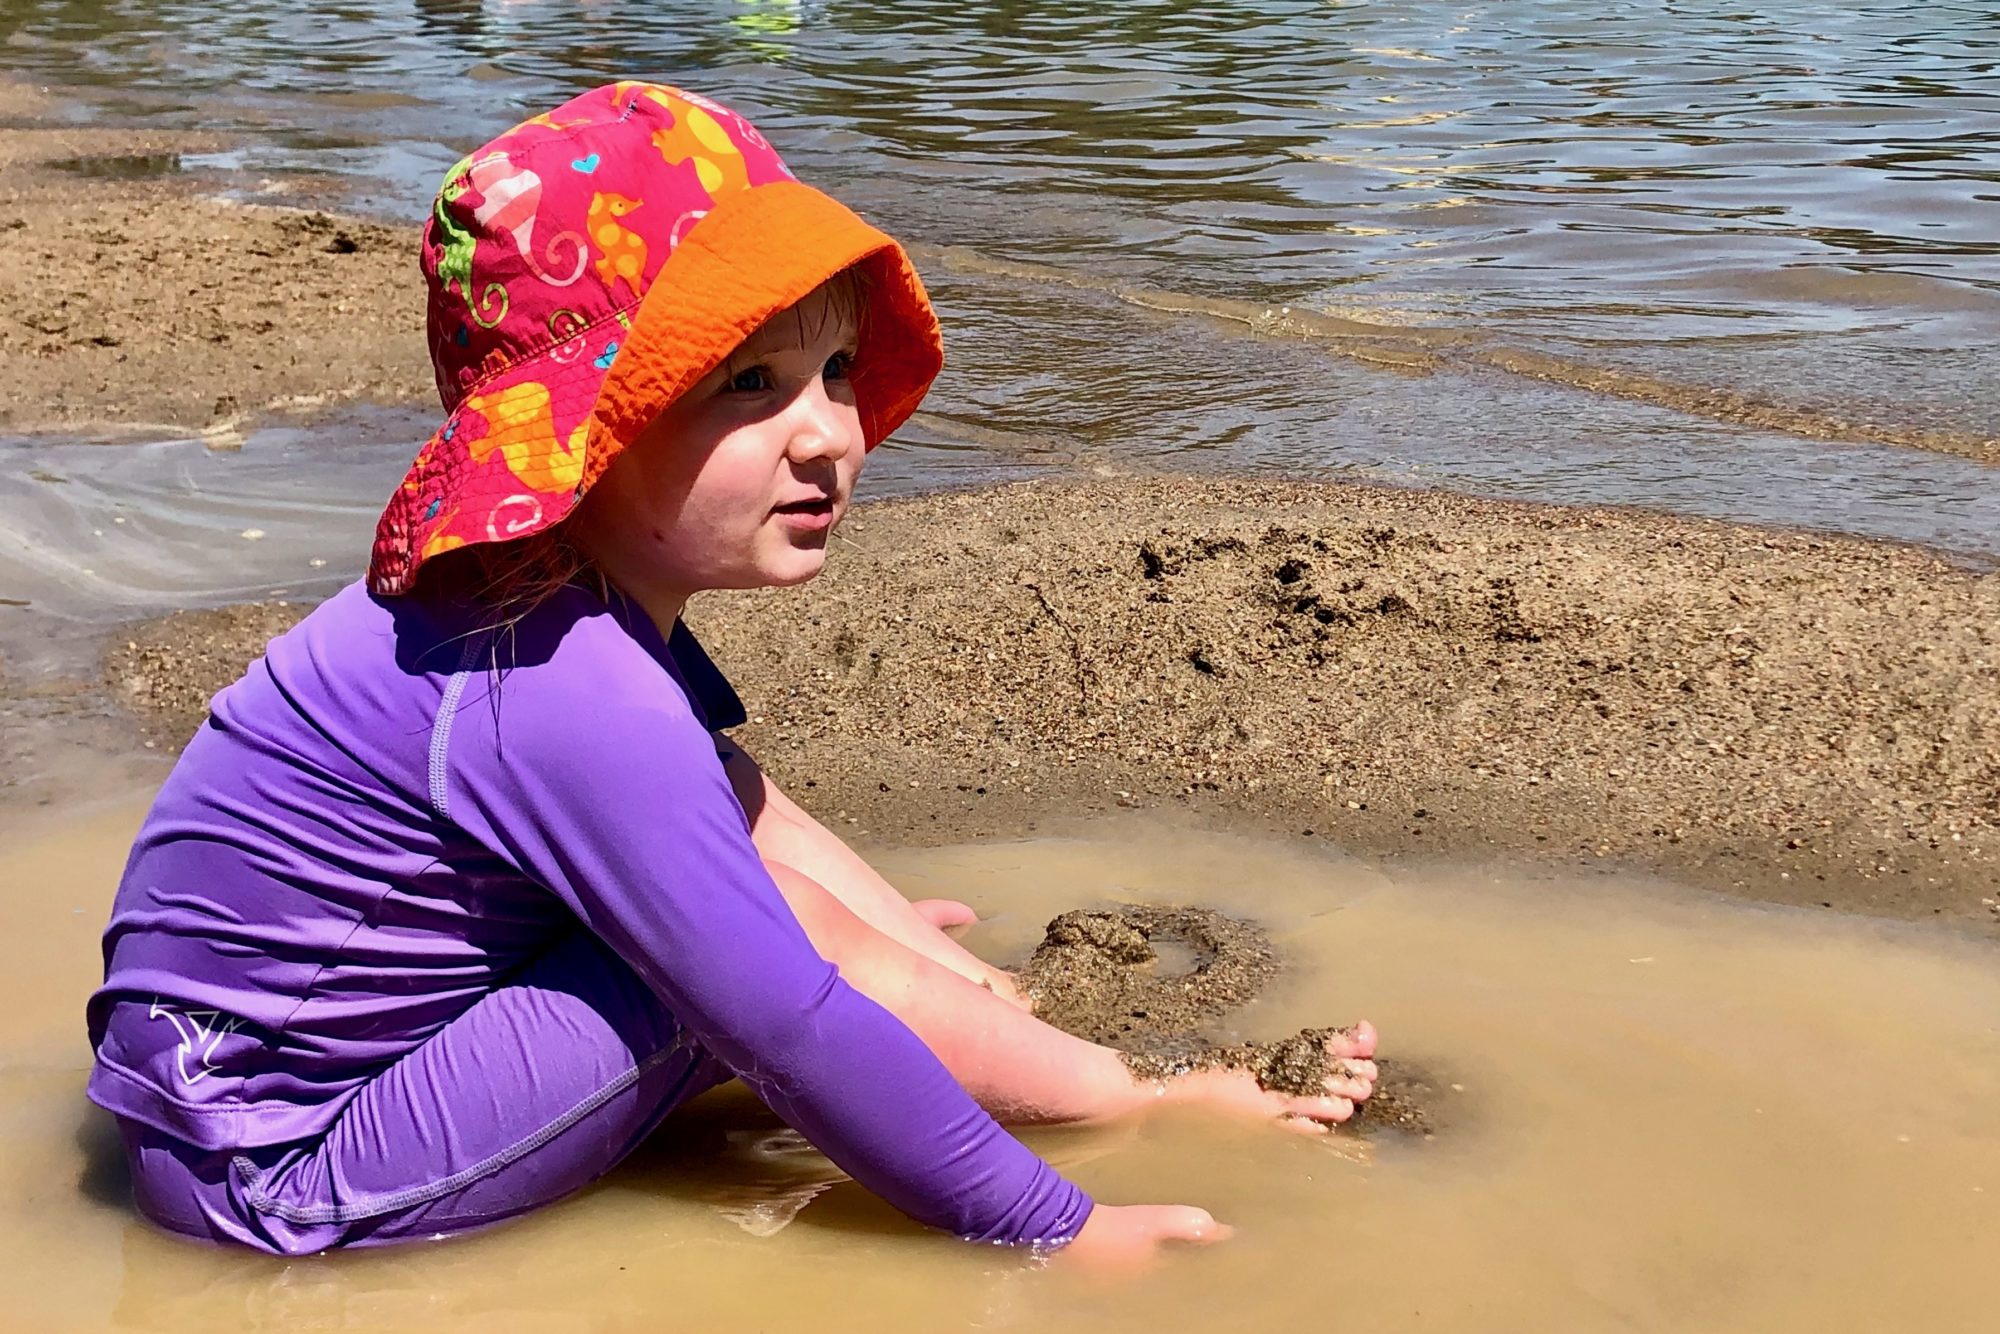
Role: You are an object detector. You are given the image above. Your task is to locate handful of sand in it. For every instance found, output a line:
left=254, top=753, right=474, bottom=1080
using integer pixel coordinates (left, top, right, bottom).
left=1016, top=904, right=1437, bottom=1136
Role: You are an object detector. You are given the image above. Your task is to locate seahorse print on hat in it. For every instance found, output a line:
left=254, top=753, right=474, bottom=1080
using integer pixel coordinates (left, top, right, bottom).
left=460, top=379, right=589, bottom=495
left=613, top=81, right=751, bottom=196
left=651, top=106, right=751, bottom=196
left=433, top=156, right=508, bottom=331
left=468, top=155, right=589, bottom=288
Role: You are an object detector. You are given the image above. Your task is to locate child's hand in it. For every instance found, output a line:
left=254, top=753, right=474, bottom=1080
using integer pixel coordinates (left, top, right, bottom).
left=1159, top=1020, right=1379, bottom=1133
left=1059, top=1203, right=1232, bottom=1268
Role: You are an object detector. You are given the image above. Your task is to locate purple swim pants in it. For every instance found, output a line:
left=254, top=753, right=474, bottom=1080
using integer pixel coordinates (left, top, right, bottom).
left=117, top=930, right=732, bottom=1255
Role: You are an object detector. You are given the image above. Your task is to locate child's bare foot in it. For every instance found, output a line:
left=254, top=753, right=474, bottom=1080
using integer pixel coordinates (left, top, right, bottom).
left=1059, top=1203, right=1232, bottom=1269
left=911, top=898, right=979, bottom=930
left=1158, top=1021, right=1379, bottom=1131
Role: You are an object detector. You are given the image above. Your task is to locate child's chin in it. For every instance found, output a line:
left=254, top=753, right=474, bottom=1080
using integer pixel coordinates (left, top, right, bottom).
left=759, top=551, right=828, bottom=588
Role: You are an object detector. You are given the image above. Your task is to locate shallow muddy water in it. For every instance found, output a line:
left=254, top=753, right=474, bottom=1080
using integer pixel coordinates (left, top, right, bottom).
left=4, top=807, right=1996, bottom=1333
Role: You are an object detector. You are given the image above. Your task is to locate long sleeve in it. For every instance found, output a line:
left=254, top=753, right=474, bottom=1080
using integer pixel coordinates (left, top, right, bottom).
left=439, top=605, right=1092, bottom=1245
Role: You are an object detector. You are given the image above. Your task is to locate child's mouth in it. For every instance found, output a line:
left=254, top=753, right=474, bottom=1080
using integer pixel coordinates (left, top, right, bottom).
left=772, top=496, right=836, bottom=531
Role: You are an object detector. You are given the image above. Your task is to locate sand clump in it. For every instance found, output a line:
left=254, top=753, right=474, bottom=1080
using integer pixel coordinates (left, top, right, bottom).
left=1018, top=906, right=1277, bottom=1046
left=1017, top=905, right=1438, bottom=1133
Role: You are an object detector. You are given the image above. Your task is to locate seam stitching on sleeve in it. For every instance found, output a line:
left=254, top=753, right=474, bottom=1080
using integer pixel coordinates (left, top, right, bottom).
left=428, top=638, right=482, bottom=821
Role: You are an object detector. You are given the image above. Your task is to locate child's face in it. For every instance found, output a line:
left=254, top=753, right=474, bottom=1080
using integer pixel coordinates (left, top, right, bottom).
left=575, top=279, right=866, bottom=606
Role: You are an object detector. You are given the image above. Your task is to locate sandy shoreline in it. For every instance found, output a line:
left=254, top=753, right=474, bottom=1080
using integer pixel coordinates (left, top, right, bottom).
left=0, top=80, right=430, bottom=439
left=699, top=478, right=2000, bottom=923
left=3, top=80, right=1996, bottom=930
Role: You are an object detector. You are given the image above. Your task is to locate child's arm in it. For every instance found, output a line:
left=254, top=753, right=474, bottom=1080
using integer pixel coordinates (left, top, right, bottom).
left=721, top=737, right=1379, bottom=1130
left=763, top=856, right=1146, bottom=1123
left=450, top=655, right=1091, bottom=1244
left=716, top=737, right=1029, bottom=1004
left=447, top=615, right=1373, bottom=1253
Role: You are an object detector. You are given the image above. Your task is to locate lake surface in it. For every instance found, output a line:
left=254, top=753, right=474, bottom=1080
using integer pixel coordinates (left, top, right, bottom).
left=1, top=0, right=1997, bottom=601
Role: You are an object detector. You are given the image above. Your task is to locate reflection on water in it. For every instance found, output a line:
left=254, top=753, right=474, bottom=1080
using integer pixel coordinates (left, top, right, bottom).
left=0, top=409, right=424, bottom=624
left=4, top=809, right=1997, bottom=1332
left=7, top=1, right=1994, bottom=306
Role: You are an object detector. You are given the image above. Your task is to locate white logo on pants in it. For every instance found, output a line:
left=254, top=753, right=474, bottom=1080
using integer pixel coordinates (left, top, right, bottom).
left=148, top=999, right=241, bottom=1086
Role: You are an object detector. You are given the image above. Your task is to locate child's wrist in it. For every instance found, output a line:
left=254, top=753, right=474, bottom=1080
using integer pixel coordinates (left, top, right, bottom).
left=1069, top=1057, right=1172, bottom=1123
left=1120, top=1065, right=1203, bottom=1118
left=982, top=968, right=1032, bottom=1011
left=1147, top=1065, right=1255, bottom=1114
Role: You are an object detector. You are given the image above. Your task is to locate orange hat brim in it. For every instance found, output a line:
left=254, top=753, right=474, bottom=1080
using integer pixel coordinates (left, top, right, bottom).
left=585, top=178, right=943, bottom=493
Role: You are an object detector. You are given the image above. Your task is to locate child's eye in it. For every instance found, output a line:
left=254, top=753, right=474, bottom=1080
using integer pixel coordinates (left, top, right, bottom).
left=824, top=350, right=855, bottom=382
left=727, top=364, right=775, bottom=393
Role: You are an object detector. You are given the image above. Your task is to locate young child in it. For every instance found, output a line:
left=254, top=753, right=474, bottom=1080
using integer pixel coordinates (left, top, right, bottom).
left=85, top=83, right=1378, bottom=1263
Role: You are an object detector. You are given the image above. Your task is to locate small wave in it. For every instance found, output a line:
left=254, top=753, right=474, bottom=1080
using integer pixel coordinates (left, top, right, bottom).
left=911, top=243, right=2000, bottom=465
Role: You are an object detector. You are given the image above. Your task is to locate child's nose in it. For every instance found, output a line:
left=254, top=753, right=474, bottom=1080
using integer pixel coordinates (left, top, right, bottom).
left=785, top=375, right=858, bottom=463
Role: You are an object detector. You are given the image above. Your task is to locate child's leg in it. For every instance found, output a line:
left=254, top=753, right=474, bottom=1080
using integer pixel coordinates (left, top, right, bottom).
left=719, top=740, right=1025, bottom=1002
left=121, top=928, right=730, bottom=1256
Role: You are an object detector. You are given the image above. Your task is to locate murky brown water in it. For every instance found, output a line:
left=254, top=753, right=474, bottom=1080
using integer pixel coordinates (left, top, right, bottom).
left=6, top=805, right=1996, bottom=1332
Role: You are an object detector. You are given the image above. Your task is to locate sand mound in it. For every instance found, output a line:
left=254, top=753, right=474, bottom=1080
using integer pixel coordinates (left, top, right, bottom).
left=1019, top=904, right=1439, bottom=1134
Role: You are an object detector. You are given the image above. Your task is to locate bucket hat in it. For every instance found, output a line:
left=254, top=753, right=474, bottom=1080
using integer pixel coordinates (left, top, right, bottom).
left=367, top=81, right=943, bottom=596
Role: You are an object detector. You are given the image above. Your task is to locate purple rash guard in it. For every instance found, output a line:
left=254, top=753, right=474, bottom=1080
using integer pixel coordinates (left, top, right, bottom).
left=86, top=579, right=1092, bottom=1246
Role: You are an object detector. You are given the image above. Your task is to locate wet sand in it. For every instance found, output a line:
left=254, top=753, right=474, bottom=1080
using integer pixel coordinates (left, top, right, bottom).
left=1018, top=906, right=1281, bottom=1050
left=698, top=479, right=2000, bottom=924
left=0, top=81, right=428, bottom=439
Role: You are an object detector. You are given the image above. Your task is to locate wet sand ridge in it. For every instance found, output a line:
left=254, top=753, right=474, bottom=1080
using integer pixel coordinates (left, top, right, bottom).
left=0, top=81, right=428, bottom=439
left=702, top=477, right=2000, bottom=925
left=61, top=471, right=2000, bottom=929
left=917, top=243, right=2000, bottom=466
